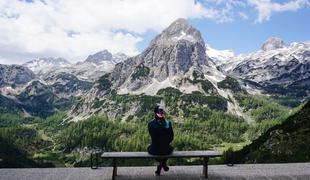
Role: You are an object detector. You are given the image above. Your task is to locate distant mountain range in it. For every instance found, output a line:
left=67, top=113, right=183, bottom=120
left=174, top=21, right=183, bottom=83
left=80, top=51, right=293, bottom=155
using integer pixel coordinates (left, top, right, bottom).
left=0, top=18, right=309, bottom=120
left=66, top=18, right=309, bottom=121
left=22, top=50, right=129, bottom=81
left=0, top=49, right=128, bottom=117
left=214, top=37, right=310, bottom=99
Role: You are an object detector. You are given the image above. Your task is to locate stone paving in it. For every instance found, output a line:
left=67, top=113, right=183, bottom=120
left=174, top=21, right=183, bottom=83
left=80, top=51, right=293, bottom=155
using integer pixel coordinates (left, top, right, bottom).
left=1, top=163, right=310, bottom=180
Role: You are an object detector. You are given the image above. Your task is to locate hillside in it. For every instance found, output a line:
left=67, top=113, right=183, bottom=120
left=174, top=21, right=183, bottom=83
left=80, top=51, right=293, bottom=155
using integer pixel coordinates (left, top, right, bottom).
left=0, top=136, right=38, bottom=168
left=234, top=101, right=310, bottom=163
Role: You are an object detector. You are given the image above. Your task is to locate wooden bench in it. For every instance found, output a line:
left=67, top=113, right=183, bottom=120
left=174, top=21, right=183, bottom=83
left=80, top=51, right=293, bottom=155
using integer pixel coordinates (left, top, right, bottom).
left=101, top=150, right=221, bottom=179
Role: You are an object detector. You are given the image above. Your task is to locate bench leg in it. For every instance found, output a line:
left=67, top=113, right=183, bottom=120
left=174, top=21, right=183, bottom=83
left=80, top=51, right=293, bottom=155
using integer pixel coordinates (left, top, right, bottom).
left=112, top=158, right=117, bottom=180
left=91, top=153, right=98, bottom=169
left=203, top=157, right=209, bottom=179
left=90, top=153, right=93, bottom=168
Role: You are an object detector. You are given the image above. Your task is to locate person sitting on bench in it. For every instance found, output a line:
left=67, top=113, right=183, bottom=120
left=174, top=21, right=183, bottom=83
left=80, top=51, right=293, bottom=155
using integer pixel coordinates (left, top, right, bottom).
left=147, top=105, right=174, bottom=176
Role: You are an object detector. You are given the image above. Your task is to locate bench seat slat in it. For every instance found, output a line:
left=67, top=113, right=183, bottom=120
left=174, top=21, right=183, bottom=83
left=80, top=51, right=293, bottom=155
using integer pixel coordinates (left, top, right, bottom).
left=101, top=151, right=221, bottom=158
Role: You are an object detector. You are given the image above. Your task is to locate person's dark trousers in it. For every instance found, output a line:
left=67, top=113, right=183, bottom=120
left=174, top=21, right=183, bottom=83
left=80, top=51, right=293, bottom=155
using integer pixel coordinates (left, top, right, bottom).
left=155, top=158, right=168, bottom=165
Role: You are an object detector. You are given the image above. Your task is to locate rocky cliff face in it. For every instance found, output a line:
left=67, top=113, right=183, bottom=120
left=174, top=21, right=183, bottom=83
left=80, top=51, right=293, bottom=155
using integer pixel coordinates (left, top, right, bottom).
left=84, top=50, right=129, bottom=65
left=85, top=50, right=113, bottom=65
left=110, top=18, right=212, bottom=94
left=0, top=64, right=35, bottom=87
left=42, top=72, right=93, bottom=97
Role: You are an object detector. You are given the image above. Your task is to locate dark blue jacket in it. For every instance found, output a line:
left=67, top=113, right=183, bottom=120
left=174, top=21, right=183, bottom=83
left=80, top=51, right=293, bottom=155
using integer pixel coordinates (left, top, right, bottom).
left=147, top=118, right=174, bottom=155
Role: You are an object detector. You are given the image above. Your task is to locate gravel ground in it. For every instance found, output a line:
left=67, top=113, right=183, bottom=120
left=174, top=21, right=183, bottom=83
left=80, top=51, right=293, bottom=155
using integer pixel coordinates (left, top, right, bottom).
left=0, top=163, right=309, bottom=180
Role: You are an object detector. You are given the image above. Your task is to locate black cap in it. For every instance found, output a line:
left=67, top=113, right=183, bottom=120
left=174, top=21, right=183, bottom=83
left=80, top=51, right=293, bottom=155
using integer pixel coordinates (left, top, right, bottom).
left=154, top=105, right=164, bottom=113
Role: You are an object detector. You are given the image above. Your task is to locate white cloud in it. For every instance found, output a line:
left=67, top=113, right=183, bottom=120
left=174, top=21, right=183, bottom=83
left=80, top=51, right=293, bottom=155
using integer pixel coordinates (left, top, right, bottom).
left=248, top=0, right=310, bottom=23
left=0, top=0, right=308, bottom=65
left=204, top=0, right=310, bottom=22
left=0, top=0, right=218, bottom=64
left=203, top=0, right=249, bottom=22
left=238, top=12, right=249, bottom=20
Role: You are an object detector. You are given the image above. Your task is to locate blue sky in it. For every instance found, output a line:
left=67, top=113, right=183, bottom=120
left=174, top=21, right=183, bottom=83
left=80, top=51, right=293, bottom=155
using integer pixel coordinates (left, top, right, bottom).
left=0, top=0, right=309, bottom=64
left=138, top=1, right=310, bottom=54
left=191, top=8, right=310, bottom=53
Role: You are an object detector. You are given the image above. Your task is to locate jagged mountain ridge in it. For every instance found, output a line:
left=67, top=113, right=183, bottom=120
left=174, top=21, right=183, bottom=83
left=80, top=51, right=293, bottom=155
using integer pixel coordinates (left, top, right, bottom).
left=212, top=37, right=310, bottom=98
left=23, top=50, right=129, bottom=82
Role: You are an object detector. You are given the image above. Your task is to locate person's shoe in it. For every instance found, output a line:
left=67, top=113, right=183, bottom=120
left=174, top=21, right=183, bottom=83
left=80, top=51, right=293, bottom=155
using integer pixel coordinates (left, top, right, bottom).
left=161, top=162, right=169, bottom=171
left=155, top=165, right=161, bottom=176
left=155, top=170, right=160, bottom=176
left=162, top=165, right=169, bottom=172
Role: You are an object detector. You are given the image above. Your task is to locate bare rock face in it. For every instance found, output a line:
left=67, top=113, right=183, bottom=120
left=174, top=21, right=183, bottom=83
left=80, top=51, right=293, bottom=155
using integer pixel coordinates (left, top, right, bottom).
left=84, top=50, right=129, bottom=65
left=85, top=50, right=113, bottom=65
left=0, top=64, right=35, bottom=87
left=110, top=18, right=209, bottom=91
left=261, top=37, right=285, bottom=51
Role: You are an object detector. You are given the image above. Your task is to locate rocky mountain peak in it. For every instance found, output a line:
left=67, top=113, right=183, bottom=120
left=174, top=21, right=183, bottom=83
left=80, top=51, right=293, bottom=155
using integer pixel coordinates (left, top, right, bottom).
left=166, top=18, right=191, bottom=32
left=85, top=50, right=113, bottom=64
left=261, top=37, right=286, bottom=51
left=151, top=18, right=205, bottom=45
left=110, top=18, right=210, bottom=92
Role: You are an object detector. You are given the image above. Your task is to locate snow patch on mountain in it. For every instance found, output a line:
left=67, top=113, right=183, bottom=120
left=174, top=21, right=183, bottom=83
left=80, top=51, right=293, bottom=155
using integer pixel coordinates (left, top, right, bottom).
left=205, top=44, right=235, bottom=64
left=118, top=76, right=177, bottom=95
left=172, top=30, right=196, bottom=43
left=23, top=57, right=71, bottom=74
